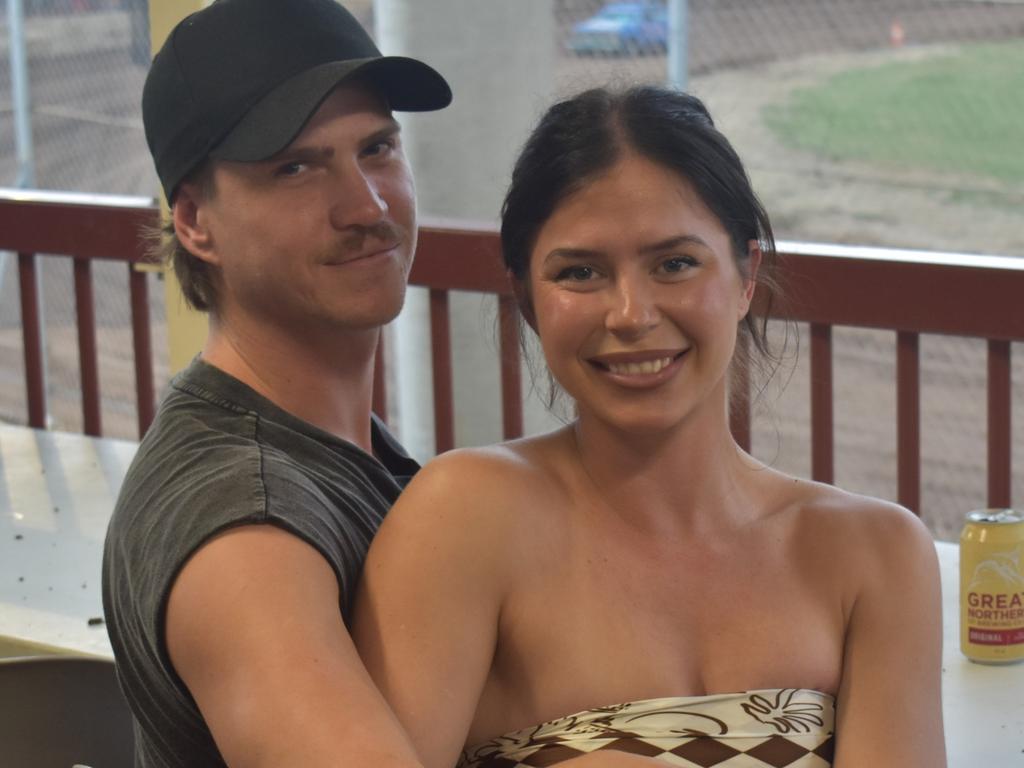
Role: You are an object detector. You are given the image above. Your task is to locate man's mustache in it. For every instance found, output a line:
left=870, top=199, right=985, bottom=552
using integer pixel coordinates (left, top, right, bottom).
left=338, top=221, right=405, bottom=255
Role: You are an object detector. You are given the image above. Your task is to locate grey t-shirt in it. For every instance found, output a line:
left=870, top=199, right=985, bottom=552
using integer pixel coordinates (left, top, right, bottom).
left=102, top=359, right=419, bottom=768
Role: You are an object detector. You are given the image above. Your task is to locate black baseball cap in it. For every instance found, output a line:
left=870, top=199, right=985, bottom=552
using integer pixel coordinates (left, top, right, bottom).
left=143, top=0, right=452, bottom=201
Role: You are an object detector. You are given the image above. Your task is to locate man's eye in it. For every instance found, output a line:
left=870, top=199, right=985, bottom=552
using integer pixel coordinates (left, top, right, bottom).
left=362, top=139, right=396, bottom=158
left=274, top=161, right=307, bottom=177
left=555, top=265, right=596, bottom=282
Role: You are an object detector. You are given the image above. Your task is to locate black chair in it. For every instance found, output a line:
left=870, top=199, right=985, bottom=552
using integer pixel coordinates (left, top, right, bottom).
left=0, top=655, right=135, bottom=768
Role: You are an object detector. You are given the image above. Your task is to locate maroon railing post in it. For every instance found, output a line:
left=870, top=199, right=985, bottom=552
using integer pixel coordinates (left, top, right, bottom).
left=74, top=258, right=102, bottom=436
left=17, top=252, right=46, bottom=429
left=987, top=339, right=1012, bottom=508
left=429, top=289, right=455, bottom=454
left=730, top=333, right=752, bottom=452
left=810, top=323, right=834, bottom=484
left=129, top=266, right=155, bottom=437
left=498, top=295, right=523, bottom=441
left=896, top=331, right=921, bottom=514
left=372, top=332, right=388, bottom=423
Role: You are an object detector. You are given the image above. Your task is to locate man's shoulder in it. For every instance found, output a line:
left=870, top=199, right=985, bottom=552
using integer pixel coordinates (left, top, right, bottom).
left=120, top=378, right=264, bottom=501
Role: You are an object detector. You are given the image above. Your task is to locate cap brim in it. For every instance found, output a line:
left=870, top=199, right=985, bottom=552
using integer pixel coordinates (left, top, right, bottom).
left=210, top=56, right=452, bottom=162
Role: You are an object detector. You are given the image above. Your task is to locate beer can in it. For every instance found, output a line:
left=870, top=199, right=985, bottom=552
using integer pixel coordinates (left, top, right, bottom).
left=960, top=509, right=1024, bottom=664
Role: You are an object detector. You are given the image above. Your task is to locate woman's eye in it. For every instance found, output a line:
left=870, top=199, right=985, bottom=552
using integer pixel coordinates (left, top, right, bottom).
left=659, top=256, right=697, bottom=275
left=555, top=265, right=596, bottom=282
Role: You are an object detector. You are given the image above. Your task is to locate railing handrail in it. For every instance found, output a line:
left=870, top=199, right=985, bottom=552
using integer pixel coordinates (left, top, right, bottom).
left=1, top=191, right=1021, bottom=318
left=0, top=189, right=158, bottom=263
left=777, top=239, right=1024, bottom=272
left=770, top=247, right=1024, bottom=341
left=0, top=187, right=156, bottom=209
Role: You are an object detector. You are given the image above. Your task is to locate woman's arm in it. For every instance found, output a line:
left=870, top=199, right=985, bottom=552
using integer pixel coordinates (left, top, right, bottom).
left=832, top=502, right=946, bottom=767
left=353, top=451, right=509, bottom=768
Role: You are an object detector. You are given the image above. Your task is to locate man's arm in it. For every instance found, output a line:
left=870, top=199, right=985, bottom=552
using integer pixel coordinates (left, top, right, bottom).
left=166, top=524, right=423, bottom=768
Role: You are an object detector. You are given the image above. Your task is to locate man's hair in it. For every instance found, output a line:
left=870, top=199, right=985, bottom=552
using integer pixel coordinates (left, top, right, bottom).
left=147, top=163, right=219, bottom=313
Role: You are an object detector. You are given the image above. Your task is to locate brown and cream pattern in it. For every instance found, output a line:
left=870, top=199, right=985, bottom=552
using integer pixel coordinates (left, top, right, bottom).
left=458, top=688, right=835, bottom=768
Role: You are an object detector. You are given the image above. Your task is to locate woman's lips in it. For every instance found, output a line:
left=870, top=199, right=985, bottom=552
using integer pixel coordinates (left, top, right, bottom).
left=588, top=349, right=689, bottom=384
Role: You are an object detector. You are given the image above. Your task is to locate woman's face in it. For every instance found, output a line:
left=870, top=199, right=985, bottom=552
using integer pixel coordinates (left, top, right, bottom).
left=526, top=152, right=758, bottom=435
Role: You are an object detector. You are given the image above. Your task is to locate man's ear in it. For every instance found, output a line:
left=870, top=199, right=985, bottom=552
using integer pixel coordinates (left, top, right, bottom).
left=511, top=275, right=537, bottom=331
left=172, top=185, right=219, bottom=266
left=738, top=240, right=762, bottom=320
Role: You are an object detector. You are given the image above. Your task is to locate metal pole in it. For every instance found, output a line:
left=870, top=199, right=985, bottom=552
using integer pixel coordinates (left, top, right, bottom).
left=5, top=0, right=45, bottom=424
left=667, top=0, right=689, bottom=92
left=8, top=0, right=35, bottom=189
left=2, top=0, right=36, bottom=293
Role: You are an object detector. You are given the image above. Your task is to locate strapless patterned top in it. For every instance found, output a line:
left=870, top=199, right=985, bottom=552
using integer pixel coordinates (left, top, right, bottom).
left=457, top=688, right=835, bottom=767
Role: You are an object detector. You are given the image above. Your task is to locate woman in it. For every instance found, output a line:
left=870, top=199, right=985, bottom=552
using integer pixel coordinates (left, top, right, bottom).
left=353, top=87, right=944, bottom=768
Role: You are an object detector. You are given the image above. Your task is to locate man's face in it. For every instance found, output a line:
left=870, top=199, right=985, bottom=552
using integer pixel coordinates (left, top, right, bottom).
left=181, top=82, right=417, bottom=335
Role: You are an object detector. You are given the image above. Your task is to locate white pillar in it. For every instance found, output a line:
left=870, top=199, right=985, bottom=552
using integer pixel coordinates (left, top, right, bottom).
left=667, top=0, right=689, bottom=91
left=376, top=0, right=558, bottom=461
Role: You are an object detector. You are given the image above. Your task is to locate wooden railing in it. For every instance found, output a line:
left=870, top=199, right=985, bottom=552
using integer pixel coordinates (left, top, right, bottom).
left=1, top=190, right=1020, bottom=511
left=0, top=189, right=157, bottom=439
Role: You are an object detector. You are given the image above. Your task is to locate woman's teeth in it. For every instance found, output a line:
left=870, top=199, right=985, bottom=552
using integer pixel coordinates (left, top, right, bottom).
left=606, top=357, right=674, bottom=375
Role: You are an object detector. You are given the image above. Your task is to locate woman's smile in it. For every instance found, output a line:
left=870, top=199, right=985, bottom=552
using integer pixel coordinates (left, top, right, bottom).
left=587, top=348, right=690, bottom=387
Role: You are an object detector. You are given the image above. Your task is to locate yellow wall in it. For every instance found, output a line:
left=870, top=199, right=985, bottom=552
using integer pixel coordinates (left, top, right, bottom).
left=149, top=0, right=211, bottom=373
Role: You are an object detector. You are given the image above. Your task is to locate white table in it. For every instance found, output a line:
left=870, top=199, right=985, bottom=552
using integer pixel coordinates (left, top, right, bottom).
left=936, top=541, right=1024, bottom=766
left=0, top=423, right=137, bottom=658
left=0, top=424, right=1021, bottom=765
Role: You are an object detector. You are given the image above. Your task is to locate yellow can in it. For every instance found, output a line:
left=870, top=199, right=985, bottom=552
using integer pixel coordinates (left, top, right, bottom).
left=960, top=509, right=1024, bottom=664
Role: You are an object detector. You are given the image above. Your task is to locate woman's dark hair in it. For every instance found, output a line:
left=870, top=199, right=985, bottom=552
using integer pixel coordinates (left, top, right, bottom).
left=501, top=85, right=785, bottom=395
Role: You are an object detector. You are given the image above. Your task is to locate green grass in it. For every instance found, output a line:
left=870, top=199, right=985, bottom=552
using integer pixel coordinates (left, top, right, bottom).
left=763, top=41, right=1024, bottom=184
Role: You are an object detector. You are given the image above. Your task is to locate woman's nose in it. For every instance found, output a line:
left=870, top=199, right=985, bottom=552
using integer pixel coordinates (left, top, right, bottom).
left=605, top=277, right=660, bottom=338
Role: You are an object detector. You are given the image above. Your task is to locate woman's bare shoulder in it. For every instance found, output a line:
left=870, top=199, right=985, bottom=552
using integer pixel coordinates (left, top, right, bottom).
left=376, top=429, right=573, bottom=548
left=409, top=429, right=569, bottom=495
left=770, top=472, right=937, bottom=568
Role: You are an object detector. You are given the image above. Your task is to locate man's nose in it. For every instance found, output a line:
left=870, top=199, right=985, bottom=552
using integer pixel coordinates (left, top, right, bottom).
left=605, top=277, right=660, bottom=337
left=329, top=167, right=388, bottom=230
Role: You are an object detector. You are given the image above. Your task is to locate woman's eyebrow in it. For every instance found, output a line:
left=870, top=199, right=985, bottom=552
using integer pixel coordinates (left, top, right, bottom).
left=638, top=234, right=710, bottom=254
left=542, top=247, right=602, bottom=264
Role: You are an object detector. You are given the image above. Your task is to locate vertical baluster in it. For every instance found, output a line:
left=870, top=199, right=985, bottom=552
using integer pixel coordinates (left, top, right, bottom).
left=430, top=289, right=454, bottom=454
left=372, top=332, right=388, bottom=423
left=730, top=333, right=751, bottom=452
left=74, top=258, right=102, bottom=436
left=896, top=331, right=921, bottom=514
left=987, top=339, right=1012, bottom=508
left=18, top=251, right=46, bottom=428
left=810, top=323, right=834, bottom=484
left=498, top=295, right=523, bottom=440
left=129, top=265, right=155, bottom=437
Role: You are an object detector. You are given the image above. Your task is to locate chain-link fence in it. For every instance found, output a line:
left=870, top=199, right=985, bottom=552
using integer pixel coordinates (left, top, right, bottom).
left=0, top=0, right=1021, bottom=539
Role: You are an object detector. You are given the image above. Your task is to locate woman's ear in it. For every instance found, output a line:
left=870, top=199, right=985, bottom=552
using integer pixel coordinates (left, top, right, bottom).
left=738, top=240, right=763, bottom=319
left=172, top=184, right=219, bottom=266
left=511, top=275, right=537, bottom=331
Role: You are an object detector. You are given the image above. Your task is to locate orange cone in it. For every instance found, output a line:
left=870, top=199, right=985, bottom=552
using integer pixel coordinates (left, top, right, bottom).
left=890, top=19, right=905, bottom=47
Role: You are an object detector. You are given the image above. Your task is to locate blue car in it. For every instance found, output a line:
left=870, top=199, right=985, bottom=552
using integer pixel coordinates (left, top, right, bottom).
left=568, top=1, right=669, bottom=56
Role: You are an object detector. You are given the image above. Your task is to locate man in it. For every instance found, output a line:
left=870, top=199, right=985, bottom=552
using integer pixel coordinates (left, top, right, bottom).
left=102, top=1, right=450, bottom=765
